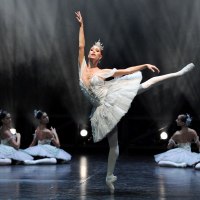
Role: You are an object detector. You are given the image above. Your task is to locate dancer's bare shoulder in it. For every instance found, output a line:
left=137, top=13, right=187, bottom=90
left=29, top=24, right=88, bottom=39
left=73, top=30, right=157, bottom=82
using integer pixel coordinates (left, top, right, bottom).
left=188, top=128, right=198, bottom=136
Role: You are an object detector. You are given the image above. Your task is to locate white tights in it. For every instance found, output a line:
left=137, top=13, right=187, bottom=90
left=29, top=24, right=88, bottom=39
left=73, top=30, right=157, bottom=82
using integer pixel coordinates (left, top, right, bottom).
left=158, top=161, right=187, bottom=168
left=107, top=126, right=119, bottom=177
left=0, top=158, right=12, bottom=165
left=137, top=63, right=194, bottom=95
left=106, top=127, right=119, bottom=193
left=24, top=158, right=57, bottom=165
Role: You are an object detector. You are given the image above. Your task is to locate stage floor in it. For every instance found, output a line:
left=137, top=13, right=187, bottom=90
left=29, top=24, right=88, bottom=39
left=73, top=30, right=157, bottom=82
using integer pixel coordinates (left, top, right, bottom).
left=0, top=154, right=199, bottom=200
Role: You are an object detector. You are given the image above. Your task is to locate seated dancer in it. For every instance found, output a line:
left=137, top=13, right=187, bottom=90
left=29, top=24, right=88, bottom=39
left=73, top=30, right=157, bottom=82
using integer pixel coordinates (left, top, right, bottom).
left=24, top=110, right=71, bottom=164
left=155, top=114, right=200, bottom=168
left=0, top=109, right=33, bottom=165
left=75, top=11, right=196, bottom=193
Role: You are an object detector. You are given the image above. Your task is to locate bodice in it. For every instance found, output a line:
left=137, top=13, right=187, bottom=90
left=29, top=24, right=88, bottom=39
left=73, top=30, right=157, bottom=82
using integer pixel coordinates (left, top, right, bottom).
left=79, top=57, right=117, bottom=106
left=80, top=74, right=111, bottom=107
left=177, top=143, right=191, bottom=151
left=38, top=139, right=51, bottom=145
left=0, top=135, right=16, bottom=146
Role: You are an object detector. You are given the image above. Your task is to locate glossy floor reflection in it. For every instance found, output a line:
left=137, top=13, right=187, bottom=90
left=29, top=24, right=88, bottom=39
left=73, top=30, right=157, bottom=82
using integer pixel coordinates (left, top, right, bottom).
left=0, top=154, right=200, bottom=200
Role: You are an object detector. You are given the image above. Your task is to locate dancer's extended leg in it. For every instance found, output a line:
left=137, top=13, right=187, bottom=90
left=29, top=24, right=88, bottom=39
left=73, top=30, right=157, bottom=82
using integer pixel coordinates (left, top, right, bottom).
left=106, top=126, right=119, bottom=194
left=137, top=63, right=195, bottom=95
left=0, top=158, right=12, bottom=165
left=24, top=158, right=57, bottom=165
left=158, top=160, right=187, bottom=168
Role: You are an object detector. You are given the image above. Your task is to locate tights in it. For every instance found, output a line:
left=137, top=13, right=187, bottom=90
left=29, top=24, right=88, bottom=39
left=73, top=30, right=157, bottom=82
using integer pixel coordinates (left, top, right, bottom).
left=107, top=126, right=119, bottom=177
left=0, top=158, right=12, bottom=165
left=158, top=160, right=187, bottom=168
left=24, top=157, right=57, bottom=165
left=138, top=69, right=185, bottom=95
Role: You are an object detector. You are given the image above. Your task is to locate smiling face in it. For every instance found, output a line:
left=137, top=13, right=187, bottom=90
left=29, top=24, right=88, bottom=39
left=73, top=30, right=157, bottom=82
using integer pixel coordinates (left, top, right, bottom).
left=88, top=45, right=102, bottom=63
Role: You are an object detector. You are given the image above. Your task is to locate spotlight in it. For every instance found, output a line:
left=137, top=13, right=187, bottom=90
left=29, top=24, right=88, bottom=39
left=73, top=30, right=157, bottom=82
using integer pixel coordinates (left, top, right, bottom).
left=160, top=131, right=168, bottom=140
left=80, top=129, right=88, bottom=137
left=10, top=128, right=16, bottom=135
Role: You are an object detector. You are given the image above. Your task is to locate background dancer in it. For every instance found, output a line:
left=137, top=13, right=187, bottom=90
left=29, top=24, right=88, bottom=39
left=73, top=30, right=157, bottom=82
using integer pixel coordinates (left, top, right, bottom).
left=24, top=110, right=71, bottom=164
left=155, top=114, right=200, bottom=168
left=0, top=109, right=33, bottom=165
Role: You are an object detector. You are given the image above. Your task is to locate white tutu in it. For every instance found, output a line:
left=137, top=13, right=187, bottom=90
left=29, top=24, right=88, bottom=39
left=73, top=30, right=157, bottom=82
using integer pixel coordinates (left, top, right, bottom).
left=79, top=57, right=142, bottom=142
left=25, top=144, right=71, bottom=162
left=0, top=144, right=33, bottom=161
left=154, top=144, right=200, bottom=166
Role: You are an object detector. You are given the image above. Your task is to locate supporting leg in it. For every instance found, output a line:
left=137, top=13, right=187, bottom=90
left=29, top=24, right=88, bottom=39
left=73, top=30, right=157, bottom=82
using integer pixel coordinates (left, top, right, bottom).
left=106, top=126, right=119, bottom=194
left=137, top=63, right=195, bottom=95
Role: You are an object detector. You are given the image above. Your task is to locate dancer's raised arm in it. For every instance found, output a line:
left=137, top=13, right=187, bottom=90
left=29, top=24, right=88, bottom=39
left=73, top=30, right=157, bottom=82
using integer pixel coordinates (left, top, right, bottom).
left=50, top=127, right=60, bottom=148
left=75, top=11, right=85, bottom=67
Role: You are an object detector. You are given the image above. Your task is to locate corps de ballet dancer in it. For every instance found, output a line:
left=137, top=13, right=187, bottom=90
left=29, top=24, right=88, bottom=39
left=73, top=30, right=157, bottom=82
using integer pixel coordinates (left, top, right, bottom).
left=0, top=109, right=33, bottom=165
left=155, top=114, right=200, bottom=168
left=24, top=110, right=71, bottom=164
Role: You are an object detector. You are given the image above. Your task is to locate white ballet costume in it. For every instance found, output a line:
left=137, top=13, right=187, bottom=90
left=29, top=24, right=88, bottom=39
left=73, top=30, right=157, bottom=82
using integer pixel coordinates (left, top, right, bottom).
left=79, top=57, right=142, bottom=143
left=154, top=140, right=200, bottom=167
left=79, top=57, right=143, bottom=193
left=24, top=139, right=72, bottom=164
left=0, top=135, right=33, bottom=164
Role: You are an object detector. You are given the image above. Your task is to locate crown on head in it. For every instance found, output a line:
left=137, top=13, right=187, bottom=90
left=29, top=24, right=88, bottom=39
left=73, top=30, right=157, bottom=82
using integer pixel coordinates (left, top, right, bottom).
left=94, top=39, right=104, bottom=51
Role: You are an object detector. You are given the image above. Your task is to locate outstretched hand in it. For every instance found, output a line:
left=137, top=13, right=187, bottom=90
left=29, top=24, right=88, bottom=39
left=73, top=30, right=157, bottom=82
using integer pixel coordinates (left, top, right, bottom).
left=75, top=11, right=83, bottom=25
left=146, top=64, right=160, bottom=73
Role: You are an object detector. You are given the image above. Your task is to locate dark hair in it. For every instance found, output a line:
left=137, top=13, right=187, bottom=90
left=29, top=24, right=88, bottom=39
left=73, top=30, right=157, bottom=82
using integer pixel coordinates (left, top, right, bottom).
left=34, top=110, right=43, bottom=119
left=180, top=113, right=192, bottom=127
left=0, top=109, right=8, bottom=120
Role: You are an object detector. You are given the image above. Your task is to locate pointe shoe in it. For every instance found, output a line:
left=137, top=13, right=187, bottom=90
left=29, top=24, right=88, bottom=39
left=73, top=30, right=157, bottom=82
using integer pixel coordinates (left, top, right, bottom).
left=195, top=163, right=200, bottom=169
left=178, top=63, right=195, bottom=75
left=106, top=175, right=117, bottom=194
left=178, top=163, right=187, bottom=168
left=0, top=158, right=12, bottom=165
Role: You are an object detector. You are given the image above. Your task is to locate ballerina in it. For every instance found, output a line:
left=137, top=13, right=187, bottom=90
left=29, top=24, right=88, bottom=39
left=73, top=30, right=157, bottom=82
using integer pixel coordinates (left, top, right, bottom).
left=24, top=110, right=71, bottom=165
left=0, top=109, right=33, bottom=165
left=155, top=114, right=200, bottom=168
left=75, top=11, right=195, bottom=193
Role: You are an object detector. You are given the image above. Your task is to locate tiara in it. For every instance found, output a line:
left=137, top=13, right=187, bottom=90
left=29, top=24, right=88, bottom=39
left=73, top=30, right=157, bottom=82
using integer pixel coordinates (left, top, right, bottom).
left=94, top=39, right=104, bottom=50
left=34, top=109, right=42, bottom=119
left=34, top=110, right=39, bottom=118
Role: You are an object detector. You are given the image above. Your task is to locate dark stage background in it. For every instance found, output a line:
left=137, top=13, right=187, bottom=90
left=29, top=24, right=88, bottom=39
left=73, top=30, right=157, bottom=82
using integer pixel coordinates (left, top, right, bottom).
left=0, top=0, right=200, bottom=153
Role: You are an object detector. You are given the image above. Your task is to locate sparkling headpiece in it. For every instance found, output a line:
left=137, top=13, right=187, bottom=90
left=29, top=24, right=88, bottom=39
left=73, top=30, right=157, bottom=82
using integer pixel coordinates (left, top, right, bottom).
left=34, top=109, right=43, bottom=119
left=94, top=39, right=104, bottom=51
left=185, top=113, right=192, bottom=127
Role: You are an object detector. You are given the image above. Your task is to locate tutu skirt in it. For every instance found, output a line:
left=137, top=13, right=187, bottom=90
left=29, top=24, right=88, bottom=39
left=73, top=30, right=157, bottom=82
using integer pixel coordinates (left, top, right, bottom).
left=0, top=144, right=33, bottom=161
left=90, top=72, right=142, bottom=142
left=25, top=144, right=71, bottom=162
left=154, top=148, right=200, bottom=166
